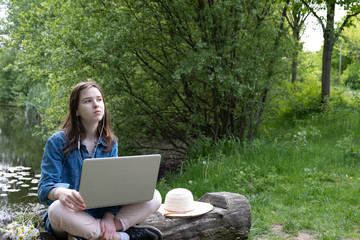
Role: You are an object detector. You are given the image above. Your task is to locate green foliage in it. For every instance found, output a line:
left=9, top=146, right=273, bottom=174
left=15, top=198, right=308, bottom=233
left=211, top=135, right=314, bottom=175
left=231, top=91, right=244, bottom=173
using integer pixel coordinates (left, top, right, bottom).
left=0, top=47, right=47, bottom=107
left=263, top=50, right=326, bottom=126
left=287, top=125, right=321, bottom=150
left=339, top=16, right=360, bottom=89
left=342, top=60, right=360, bottom=90
left=271, top=77, right=322, bottom=119
left=297, top=51, right=322, bottom=82
left=13, top=207, right=42, bottom=230
left=233, top=165, right=281, bottom=194
left=336, top=131, right=360, bottom=161
left=186, top=136, right=240, bottom=159
left=0, top=49, right=16, bottom=103
left=3, top=0, right=294, bottom=145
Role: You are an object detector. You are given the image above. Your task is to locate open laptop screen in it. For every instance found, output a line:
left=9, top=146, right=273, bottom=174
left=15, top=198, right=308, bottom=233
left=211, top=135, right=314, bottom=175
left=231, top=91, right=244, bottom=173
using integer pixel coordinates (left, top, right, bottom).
left=79, top=154, right=161, bottom=209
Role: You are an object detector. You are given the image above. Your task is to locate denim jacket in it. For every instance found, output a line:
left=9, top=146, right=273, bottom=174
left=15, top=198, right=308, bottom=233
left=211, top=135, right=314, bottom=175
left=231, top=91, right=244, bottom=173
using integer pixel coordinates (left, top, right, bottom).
left=38, top=130, right=119, bottom=233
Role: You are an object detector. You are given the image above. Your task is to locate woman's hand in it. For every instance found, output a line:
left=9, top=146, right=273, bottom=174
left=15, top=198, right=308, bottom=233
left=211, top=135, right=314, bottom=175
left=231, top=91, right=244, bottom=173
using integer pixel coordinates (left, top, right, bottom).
left=99, top=213, right=117, bottom=240
left=55, top=188, right=86, bottom=211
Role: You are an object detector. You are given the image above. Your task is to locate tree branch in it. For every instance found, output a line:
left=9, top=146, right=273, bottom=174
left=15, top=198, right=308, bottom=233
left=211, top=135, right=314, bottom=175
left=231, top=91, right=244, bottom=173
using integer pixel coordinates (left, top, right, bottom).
left=337, top=10, right=360, bottom=37
left=301, top=0, right=325, bottom=30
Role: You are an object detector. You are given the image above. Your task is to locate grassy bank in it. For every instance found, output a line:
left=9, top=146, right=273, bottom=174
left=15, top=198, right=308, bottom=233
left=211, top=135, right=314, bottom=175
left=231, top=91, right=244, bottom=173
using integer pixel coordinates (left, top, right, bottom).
left=157, top=108, right=360, bottom=239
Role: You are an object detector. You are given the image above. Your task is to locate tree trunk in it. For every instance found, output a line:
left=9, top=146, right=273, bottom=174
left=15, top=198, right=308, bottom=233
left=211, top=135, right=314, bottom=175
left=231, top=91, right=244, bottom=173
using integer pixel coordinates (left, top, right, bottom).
left=291, top=22, right=301, bottom=83
left=321, top=1, right=335, bottom=100
left=291, top=28, right=300, bottom=83
left=321, top=37, right=333, bottom=100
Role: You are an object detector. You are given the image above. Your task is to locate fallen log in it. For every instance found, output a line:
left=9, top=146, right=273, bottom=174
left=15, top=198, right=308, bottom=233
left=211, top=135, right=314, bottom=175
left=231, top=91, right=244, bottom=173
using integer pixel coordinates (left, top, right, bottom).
left=142, top=192, right=251, bottom=240
left=34, top=192, right=251, bottom=240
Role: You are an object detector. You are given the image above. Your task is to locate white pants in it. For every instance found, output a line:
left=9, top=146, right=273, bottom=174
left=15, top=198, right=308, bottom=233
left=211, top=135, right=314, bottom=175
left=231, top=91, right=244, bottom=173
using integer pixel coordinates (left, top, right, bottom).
left=48, top=190, right=162, bottom=240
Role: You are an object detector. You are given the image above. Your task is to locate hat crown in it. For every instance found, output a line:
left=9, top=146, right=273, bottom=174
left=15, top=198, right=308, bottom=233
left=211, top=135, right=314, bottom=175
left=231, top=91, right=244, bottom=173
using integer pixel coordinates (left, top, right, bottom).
left=164, top=188, right=195, bottom=212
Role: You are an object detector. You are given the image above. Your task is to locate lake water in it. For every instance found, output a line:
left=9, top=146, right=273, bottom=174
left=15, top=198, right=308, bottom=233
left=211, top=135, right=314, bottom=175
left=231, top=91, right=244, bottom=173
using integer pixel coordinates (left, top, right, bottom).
left=0, top=105, right=45, bottom=216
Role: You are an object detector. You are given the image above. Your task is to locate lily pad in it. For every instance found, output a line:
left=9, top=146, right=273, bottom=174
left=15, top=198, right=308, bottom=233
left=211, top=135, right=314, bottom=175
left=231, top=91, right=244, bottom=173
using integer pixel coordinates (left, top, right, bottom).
left=18, top=171, right=31, bottom=176
left=8, top=179, right=17, bottom=184
left=26, top=193, right=38, bottom=197
left=8, top=166, right=31, bottom=172
left=18, top=177, right=32, bottom=181
left=2, top=185, right=11, bottom=190
left=4, top=188, right=20, bottom=192
left=31, top=179, right=39, bottom=184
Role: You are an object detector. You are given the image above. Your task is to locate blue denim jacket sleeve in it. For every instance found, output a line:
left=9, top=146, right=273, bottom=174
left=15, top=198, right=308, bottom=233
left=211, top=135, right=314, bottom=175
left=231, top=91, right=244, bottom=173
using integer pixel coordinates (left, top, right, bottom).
left=38, top=131, right=69, bottom=205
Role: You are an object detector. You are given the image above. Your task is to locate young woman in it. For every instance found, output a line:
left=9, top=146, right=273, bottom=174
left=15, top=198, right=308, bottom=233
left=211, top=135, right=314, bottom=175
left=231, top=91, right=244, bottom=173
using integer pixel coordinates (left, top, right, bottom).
left=38, top=81, right=162, bottom=240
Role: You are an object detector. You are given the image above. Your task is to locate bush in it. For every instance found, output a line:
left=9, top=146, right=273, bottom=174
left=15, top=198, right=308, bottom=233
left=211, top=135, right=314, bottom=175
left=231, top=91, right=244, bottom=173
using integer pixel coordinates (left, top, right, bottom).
left=270, top=77, right=322, bottom=119
left=343, top=61, right=360, bottom=90
left=336, top=132, right=360, bottom=161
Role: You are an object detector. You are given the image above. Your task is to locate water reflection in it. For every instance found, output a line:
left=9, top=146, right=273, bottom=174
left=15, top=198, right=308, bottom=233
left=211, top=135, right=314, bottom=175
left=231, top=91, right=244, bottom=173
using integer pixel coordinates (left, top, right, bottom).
left=0, top=106, right=45, bottom=213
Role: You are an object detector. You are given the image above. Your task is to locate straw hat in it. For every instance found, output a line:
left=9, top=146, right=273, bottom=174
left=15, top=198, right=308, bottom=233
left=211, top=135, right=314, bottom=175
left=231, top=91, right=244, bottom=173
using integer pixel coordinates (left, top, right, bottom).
left=158, top=188, right=213, bottom=217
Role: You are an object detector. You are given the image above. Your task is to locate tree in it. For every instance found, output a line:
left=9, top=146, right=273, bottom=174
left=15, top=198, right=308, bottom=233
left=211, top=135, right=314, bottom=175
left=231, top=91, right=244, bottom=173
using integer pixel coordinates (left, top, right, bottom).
left=301, top=0, right=360, bottom=100
left=0, top=0, right=49, bottom=107
left=0, top=49, right=16, bottom=103
left=285, top=0, right=310, bottom=83
left=4, top=0, right=293, bottom=152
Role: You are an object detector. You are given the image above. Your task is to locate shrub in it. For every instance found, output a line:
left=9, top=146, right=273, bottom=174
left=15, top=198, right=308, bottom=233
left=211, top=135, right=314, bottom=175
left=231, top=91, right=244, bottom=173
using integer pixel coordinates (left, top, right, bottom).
left=233, top=165, right=282, bottom=194
left=270, top=77, right=322, bottom=120
left=343, top=61, right=360, bottom=90
left=336, top=132, right=360, bottom=161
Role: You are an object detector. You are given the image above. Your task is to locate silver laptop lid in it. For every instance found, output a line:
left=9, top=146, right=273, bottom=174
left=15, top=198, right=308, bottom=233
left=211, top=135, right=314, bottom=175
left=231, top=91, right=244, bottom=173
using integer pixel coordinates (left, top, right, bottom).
left=79, top=154, right=161, bottom=209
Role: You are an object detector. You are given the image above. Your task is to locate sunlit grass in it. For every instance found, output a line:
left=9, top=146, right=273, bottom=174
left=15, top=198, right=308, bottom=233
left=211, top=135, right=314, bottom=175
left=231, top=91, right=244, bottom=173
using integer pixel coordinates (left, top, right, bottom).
left=157, top=108, right=360, bottom=239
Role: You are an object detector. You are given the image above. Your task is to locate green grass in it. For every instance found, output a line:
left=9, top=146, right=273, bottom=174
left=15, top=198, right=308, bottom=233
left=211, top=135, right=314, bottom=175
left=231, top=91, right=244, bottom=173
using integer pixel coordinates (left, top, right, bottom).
left=157, top=108, right=360, bottom=239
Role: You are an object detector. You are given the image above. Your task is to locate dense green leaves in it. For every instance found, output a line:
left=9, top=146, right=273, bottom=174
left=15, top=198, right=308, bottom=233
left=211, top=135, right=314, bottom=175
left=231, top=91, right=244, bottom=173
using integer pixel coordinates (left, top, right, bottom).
left=339, top=16, right=360, bottom=89
left=2, top=0, right=295, bottom=151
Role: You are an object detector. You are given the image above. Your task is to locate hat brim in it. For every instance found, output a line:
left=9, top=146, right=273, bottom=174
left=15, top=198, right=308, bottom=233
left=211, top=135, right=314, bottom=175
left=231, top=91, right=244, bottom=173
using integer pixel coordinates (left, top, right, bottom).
left=158, top=201, right=213, bottom=218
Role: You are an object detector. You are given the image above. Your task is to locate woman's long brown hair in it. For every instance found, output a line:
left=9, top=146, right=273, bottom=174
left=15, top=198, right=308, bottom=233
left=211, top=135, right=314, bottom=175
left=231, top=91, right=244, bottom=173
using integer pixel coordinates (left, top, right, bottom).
left=61, top=80, right=117, bottom=157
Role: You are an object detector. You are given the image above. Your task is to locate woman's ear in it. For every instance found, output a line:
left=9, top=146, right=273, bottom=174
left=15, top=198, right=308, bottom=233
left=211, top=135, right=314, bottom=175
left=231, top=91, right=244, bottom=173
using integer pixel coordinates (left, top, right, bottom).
left=76, top=111, right=79, bottom=116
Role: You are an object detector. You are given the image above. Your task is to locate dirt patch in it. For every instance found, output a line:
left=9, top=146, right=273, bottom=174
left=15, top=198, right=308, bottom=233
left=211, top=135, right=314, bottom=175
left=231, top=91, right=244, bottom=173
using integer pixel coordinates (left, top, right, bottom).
left=254, top=224, right=315, bottom=240
left=273, top=225, right=314, bottom=240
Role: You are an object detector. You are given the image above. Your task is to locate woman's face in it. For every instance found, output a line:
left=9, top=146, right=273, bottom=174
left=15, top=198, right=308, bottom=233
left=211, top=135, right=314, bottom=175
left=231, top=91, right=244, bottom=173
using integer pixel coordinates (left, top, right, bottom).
left=77, top=87, right=105, bottom=126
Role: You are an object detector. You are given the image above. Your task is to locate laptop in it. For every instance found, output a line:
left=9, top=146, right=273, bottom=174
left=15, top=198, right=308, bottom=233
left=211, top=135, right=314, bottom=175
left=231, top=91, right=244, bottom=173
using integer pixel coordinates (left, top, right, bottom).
left=79, top=154, right=161, bottom=209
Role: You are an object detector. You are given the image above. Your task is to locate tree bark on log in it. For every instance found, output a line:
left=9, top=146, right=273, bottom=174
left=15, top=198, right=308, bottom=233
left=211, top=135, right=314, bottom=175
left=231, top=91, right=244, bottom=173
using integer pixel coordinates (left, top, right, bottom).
left=34, top=192, right=251, bottom=240
left=142, top=192, right=251, bottom=240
